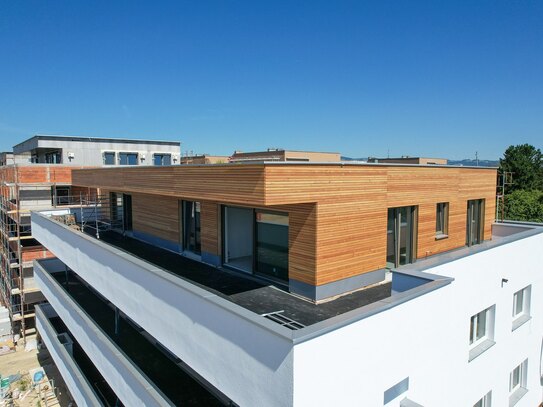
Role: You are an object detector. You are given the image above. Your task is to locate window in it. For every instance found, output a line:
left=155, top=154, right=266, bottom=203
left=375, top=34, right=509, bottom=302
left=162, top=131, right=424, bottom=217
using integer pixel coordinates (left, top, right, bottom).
left=52, top=186, right=71, bottom=206
left=469, top=305, right=495, bottom=361
left=119, top=152, right=138, bottom=165
left=466, top=199, right=485, bottom=246
left=45, top=150, right=62, bottom=164
left=436, top=202, right=449, bottom=238
left=386, top=206, right=417, bottom=268
left=473, top=391, right=491, bottom=407
left=103, top=152, right=115, bottom=165
left=509, top=359, right=528, bottom=405
left=154, top=153, right=171, bottom=166
left=512, top=286, right=531, bottom=330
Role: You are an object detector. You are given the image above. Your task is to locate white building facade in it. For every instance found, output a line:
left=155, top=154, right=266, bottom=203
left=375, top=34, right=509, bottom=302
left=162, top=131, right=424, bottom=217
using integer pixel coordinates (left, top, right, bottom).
left=30, top=206, right=543, bottom=407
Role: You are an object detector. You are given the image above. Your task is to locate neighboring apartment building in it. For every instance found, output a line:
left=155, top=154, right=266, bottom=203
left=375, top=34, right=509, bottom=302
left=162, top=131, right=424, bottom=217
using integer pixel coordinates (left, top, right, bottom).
left=0, top=135, right=181, bottom=341
left=229, top=148, right=341, bottom=163
left=30, top=162, right=543, bottom=406
left=368, top=156, right=448, bottom=165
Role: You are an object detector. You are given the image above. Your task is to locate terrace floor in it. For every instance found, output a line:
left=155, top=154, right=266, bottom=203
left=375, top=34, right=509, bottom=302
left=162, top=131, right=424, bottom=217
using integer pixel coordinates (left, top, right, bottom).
left=94, top=230, right=392, bottom=327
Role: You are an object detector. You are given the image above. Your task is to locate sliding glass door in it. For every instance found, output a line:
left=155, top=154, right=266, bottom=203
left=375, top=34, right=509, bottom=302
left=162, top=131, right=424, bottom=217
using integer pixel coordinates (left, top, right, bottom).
left=181, top=200, right=201, bottom=255
left=255, top=211, right=289, bottom=282
left=386, top=206, right=417, bottom=268
left=223, top=206, right=289, bottom=282
left=223, top=207, right=254, bottom=273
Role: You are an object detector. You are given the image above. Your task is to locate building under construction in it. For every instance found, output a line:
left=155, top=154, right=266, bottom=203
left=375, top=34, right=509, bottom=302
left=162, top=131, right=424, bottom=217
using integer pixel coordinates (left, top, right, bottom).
left=0, top=135, right=181, bottom=342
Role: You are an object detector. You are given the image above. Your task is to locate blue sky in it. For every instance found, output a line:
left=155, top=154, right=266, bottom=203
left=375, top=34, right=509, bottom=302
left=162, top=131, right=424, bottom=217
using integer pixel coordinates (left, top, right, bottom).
left=0, top=1, right=541, bottom=159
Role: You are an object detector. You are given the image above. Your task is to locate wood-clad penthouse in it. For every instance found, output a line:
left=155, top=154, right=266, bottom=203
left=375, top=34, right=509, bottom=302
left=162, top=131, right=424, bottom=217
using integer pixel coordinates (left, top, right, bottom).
left=72, top=163, right=497, bottom=301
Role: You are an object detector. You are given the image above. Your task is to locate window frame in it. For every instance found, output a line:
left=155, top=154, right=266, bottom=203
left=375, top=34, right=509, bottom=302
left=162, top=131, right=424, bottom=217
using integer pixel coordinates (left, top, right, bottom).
left=468, top=305, right=496, bottom=361
left=118, top=152, right=139, bottom=165
left=470, top=307, right=489, bottom=346
left=473, top=391, right=491, bottom=407
left=435, top=202, right=449, bottom=239
left=103, top=151, right=116, bottom=165
left=512, top=285, right=531, bottom=330
left=508, top=359, right=528, bottom=406
left=153, top=153, right=172, bottom=166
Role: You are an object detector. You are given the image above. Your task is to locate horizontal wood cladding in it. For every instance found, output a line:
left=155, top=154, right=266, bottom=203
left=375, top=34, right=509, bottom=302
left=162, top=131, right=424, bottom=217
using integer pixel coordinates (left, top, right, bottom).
left=79, top=164, right=497, bottom=288
left=73, top=166, right=267, bottom=205
left=132, top=193, right=179, bottom=244
left=200, top=201, right=219, bottom=256
left=273, top=203, right=317, bottom=285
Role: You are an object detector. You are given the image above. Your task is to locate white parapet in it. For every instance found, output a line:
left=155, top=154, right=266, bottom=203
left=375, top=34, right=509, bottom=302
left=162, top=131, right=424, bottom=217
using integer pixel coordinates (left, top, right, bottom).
left=35, top=304, right=104, bottom=407
left=31, top=212, right=294, bottom=407
left=34, top=260, right=173, bottom=406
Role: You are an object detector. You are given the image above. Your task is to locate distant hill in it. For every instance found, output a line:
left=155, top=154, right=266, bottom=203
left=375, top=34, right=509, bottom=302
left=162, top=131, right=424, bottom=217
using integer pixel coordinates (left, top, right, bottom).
left=447, top=159, right=499, bottom=167
left=341, top=156, right=499, bottom=167
left=341, top=156, right=366, bottom=161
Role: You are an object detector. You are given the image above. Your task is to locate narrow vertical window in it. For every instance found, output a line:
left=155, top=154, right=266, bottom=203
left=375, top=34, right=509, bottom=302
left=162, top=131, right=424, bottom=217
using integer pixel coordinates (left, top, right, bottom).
left=512, top=286, right=531, bottom=330
left=473, top=391, right=491, bottom=407
left=509, top=359, right=528, bottom=405
left=436, top=202, right=449, bottom=238
left=468, top=305, right=496, bottom=361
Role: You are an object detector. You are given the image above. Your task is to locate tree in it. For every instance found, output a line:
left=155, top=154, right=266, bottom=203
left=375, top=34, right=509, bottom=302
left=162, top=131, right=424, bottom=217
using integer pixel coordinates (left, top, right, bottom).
left=499, top=144, right=543, bottom=193
left=504, top=190, right=543, bottom=222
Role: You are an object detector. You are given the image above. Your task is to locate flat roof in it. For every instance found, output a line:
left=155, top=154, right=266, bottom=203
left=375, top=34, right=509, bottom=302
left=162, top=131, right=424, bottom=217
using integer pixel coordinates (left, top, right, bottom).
left=70, top=160, right=498, bottom=170
left=13, top=134, right=180, bottom=148
left=171, top=160, right=497, bottom=170
left=232, top=149, right=340, bottom=155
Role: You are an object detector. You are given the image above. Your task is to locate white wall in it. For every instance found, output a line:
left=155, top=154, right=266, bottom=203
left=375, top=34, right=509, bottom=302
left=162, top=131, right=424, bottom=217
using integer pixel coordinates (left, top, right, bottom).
left=35, top=305, right=104, bottom=407
left=293, top=232, right=543, bottom=406
left=34, top=260, right=172, bottom=407
left=40, top=139, right=180, bottom=166
left=32, top=213, right=294, bottom=407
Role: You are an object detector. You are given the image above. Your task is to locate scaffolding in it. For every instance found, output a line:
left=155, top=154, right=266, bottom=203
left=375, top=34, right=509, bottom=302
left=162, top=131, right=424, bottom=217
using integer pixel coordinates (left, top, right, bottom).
left=496, top=171, right=513, bottom=222
left=0, top=164, right=98, bottom=343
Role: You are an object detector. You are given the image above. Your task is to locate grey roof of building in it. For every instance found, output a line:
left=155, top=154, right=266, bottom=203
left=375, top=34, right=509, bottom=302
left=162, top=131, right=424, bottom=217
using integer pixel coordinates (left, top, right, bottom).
left=13, top=134, right=180, bottom=148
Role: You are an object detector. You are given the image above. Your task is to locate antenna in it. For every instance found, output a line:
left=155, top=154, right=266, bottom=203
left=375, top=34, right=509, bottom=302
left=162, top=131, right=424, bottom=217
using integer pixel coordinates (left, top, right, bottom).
left=475, top=151, right=479, bottom=167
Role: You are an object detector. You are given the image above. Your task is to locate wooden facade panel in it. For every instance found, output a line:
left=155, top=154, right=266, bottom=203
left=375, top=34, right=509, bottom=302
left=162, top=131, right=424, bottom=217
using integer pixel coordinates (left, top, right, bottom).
left=132, top=193, right=179, bottom=244
left=73, top=166, right=267, bottom=205
left=273, top=203, right=317, bottom=285
left=315, top=205, right=386, bottom=285
left=201, top=201, right=219, bottom=256
left=75, top=164, right=498, bottom=290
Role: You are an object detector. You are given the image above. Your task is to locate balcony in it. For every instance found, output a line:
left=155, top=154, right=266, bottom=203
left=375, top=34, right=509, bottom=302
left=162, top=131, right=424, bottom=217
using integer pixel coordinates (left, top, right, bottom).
left=34, top=259, right=226, bottom=406
left=35, top=304, right=104, bottom=406
left=31, top=210, right=456, bottom=406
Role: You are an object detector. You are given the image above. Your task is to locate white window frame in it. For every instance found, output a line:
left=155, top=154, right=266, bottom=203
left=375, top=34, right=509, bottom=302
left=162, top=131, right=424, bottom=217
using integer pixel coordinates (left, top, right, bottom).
left=103, top=151, right=116, bottom=165
left=470, top=307, right=490, bottom=346
left=512, top=285, right=531, bottom=331
left=473, top=391, right=491, bottom=407
left=468, top=305, right=496, bottom=361
left=512, top=286, right=530, bottom=318
left=509, top=359, right=528, bottom=406
left=153, top=153, right=172, bottom=166
left=118, top=151, right=139, bottom=165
